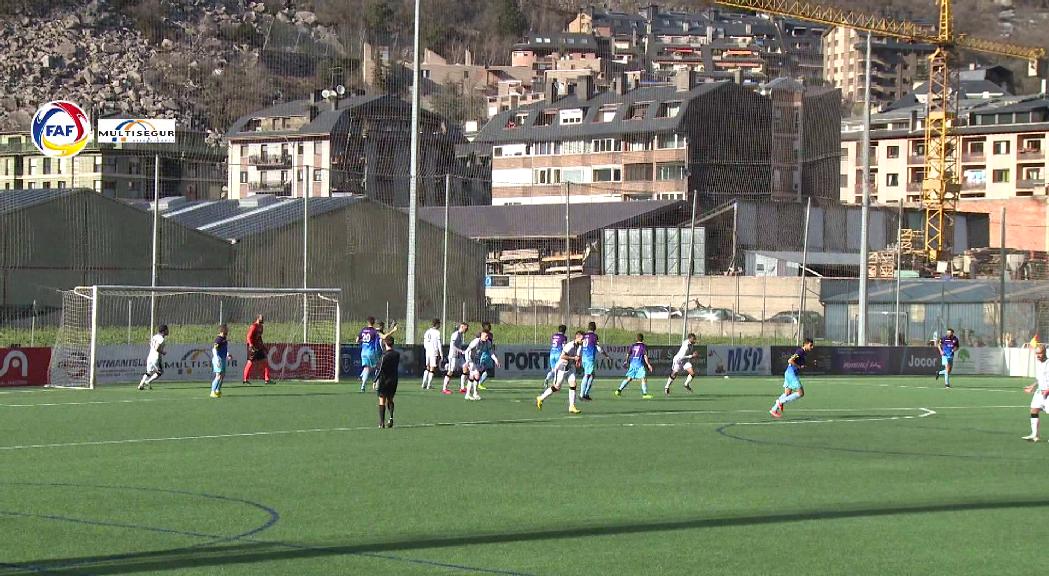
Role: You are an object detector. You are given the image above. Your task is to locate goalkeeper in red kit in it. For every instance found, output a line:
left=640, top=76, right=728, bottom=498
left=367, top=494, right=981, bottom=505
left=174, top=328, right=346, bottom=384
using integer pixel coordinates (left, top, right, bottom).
left=243, top=314, right=272, bottom=385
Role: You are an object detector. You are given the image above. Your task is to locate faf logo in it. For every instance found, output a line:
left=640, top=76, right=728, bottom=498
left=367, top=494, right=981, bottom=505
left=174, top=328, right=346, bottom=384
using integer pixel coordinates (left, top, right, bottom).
left=0, top=350, right=28, bottom=379
left=31, top=101, right=91, bottom=157
left=97, top=118, right=176, bottom=144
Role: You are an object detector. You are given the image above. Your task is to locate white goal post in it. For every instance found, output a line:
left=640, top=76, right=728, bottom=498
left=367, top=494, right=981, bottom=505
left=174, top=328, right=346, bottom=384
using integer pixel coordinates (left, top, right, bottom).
left=48, top=286, right=342, bottom=389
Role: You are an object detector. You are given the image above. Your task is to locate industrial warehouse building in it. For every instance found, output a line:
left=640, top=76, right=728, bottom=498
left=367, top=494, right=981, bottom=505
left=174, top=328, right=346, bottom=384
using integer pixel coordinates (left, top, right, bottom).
left=0, top=189, right=485, bottom=333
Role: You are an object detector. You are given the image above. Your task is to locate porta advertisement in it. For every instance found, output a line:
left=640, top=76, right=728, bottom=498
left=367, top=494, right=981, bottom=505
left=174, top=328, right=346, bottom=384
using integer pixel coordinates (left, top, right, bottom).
left=497, top=344, right=703, bottom=378
left=0, top=347, right=52, bottom=387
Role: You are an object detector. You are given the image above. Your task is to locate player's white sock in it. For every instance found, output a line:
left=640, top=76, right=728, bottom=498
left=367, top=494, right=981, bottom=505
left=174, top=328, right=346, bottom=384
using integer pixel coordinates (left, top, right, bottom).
left=776, top=392, right=789, bottom=404
left=781, top=392, right=801, bottom=405
left=360, top=368, right=370, bottom=389
left=685, top=374, right=694, bottom=386
left=479, top=372, right=489, bottom=385
left=539, top=387, right=554, bottom=401
left=460, top=374, right=467, bottom=390
left=441, top=376, right=449, bottom=391
left=1032, top=416, right=1040, bottom=437
left=640, top=381, right=648, bottom=395
left=665, top=375, right=674, bottom=388
left=568, top=388, right=577, bottom=407
left=146, top=373, right=161, bottom=385
left=139, top=374, right=148, bottom=386
left=422, top=372, right=431, bottom=388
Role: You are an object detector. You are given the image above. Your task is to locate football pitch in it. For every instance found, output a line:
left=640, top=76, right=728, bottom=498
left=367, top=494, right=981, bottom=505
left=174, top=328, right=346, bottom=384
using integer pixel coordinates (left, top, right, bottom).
left=1, top=374, right=1046, bottom=575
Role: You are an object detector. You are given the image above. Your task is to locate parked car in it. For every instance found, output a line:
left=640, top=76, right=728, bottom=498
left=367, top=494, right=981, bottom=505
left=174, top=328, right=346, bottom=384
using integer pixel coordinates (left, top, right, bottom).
left=766, top=311, right=824, bottom=337
left=608, top=306, right=646, bottom=318
left=586, top=307, right=610, bottom=317
left=638, top=305, right=682, bottom=319
left=690, top=307, right=753, bottom=322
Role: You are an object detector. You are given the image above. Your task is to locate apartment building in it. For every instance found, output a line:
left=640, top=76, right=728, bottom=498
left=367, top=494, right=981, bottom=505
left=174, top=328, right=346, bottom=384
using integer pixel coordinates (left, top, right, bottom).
left=225, top=91, right=467, bottom=207
left=0, top=131, right=224, bottom=199
left=822, top=27, right=934, bottom=110
left=568, top=4, right=824, bottom=84
left=474, top=71, right=840, bottom=205
left=840, top=94, right=1049, bottom=204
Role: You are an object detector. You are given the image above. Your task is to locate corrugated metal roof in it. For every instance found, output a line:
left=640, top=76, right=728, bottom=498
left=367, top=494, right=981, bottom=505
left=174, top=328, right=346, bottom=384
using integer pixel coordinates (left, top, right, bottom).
left=164, top=200, right=246, bottom=230
left=0, top=188, right=75, bottom=215
left=199, top=196, right=363, bottom=240
left=415, top=200, right=685, bottom=240
left=225, top=94, right=388, bottom=138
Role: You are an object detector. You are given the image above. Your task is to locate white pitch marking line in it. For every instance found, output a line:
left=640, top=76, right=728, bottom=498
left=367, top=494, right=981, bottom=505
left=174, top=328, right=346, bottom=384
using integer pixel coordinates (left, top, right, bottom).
left=736, top=407, right=937, bottom=426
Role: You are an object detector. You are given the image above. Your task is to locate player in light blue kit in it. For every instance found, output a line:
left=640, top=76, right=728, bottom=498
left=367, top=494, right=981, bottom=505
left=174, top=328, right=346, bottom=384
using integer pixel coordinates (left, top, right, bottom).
left=770, top=338, right=814, bottom=418
left=614, top=334, right=654, bottom=399
left=542, top=325, right=569, bottom=389
left=210, top=324, right=230, bottom=398
left=579, top=321, right=611, bottom=401
left=936, top=328, right=960, bottom=389
left=355, top=317, right=381, bottom=392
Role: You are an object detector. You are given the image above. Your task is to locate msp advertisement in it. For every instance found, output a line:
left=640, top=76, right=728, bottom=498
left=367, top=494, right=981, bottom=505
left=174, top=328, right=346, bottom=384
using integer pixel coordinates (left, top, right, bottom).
left=705, top=345, right=771, bottom=376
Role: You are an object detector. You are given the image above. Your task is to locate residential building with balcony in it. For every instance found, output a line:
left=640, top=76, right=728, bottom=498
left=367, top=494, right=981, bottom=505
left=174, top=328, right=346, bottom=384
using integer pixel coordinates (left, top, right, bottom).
left=840, top=93, right=1049, bottom=204
left=0, top=130, right=224, bottom=200
left=473, top=71, right=840, bottom=205
left=822, top=26, right=934, bottom=110
left=225, top=91, right=468, bottom=207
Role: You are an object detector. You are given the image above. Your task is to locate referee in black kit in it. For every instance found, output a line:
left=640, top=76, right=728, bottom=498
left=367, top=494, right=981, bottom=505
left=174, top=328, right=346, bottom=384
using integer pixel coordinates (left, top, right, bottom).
left=376, top=335, right=400, bottom=428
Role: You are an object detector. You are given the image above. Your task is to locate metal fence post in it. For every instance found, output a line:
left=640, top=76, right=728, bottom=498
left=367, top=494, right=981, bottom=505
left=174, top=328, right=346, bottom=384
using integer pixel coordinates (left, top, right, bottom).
left=797, top=198, right=811, bottom=345
left=1000, top=206, right=1006, bottom=346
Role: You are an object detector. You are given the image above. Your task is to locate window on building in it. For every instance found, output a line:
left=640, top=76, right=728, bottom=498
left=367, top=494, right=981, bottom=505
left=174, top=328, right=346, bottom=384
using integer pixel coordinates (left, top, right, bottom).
left=993, top=140, right=1010, bottom=155
left=658, top=101, right=682, bottom=118
left=562, top=140, right=589, bottom=154
left=42, top=181, right=51, bottom=189
left=314, top=169, right=322, bottom=182
left=240, top=171, right=248, bottom=183
left=886, top=146, right=899, bottom=159
left=656, top=133, right=686, bottom=149
left=493, top=147, right=503, bottom=157
left=624, top=136, right=653, bottom=151
left=968, top=141, right=984, bottom=155
left=911, top=142, right=925, bottom=157
left=298, top=143, right=304, bottom=154
left=656, top=163, right=687, bottom=180
left=1021, top=138, right=1042, bottom=152
left=592, top=139, right=620, bottom=152
left=280, top=170, right=289, bottom=182
left=535, top=110, right=556, bottom=126
left=593, top=167, right=622, bottom=182
left=533, top=168, right=562, bottom=185
left=1024, top=168, right=1042, bottom=181
left=597, top=104, right=619, bottom=123
left=626, top=102, right=650, bottom=120
left=625, top=163, right=653, bottom=181
left=94, top=180, right=102, bottom=192
left=840, top=174, right=848, bottom=188
left=992, top=169, right=1010, bottom=183
left=27, top=182, right=35, bottom=189
left=56, top=181, right=65, bottom=188
left=885, top=173, right=899, bottom=187
left=240, top=145, right=248, bottom=157
left=42, top=158, right=51, bottom=175
left=559, top=108, right=585, bottom=125
left=94, top=156, right=102, bottom=171
left=840, top=147, right=848, bottom=158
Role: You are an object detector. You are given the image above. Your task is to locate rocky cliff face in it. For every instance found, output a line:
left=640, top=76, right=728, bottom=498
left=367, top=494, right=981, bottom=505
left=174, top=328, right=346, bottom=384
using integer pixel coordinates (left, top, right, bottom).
left=0, top=0, right=337, bottom=138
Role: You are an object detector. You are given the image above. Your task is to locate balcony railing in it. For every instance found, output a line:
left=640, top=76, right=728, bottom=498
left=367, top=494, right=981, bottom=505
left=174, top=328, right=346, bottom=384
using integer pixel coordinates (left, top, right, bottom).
left=1017, top=178, right=1045, bottom=189
left=248, top=153, right=292, bottom=168
left=247, top=181, right=291, bottom=195
left=906, top=181, right=923, bottom=192
left=908, top=154, right=925, bottom=165
left=961, top=180, right=986, bottom=190
left=961, top=153, right=985, bottom=163
left=1018, top=149, right=1045, bottom=160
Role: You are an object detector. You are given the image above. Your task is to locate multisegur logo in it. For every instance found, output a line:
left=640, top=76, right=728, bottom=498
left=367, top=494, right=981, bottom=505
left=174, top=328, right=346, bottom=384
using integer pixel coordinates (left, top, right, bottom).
left=97, top=118, right=176, bottom=144
left=31, top=101, right=91, bottom=157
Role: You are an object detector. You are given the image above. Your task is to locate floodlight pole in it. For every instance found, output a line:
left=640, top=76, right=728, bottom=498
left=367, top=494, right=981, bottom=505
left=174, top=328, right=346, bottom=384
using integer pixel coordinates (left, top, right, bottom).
left=405, top=0, right=422, bottom=345
left=858, top=31, right=873, bottom=346
left=150, top=152, right=159, bottom=335
left=682, top=189, right=698, bottom=340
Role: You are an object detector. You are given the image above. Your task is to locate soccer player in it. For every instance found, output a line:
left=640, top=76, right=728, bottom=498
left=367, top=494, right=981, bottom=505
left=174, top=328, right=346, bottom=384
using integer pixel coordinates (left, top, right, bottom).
left=355, top=317, right=381, bottom=392
left=443, top=322, right=469, bottom=394
left=376, top=335, right=401, bottom=429
left=138, top=324, right=168, bottom=390
left=614, top=334, right=654, bottom=399
left=210, top=324, right=231, bottom=398
left=464, top=330, right=497, bottom=401
left=422, top=319, right=443, bottom=390
left=542, top=325, right=569, bottom=389
left=936, top=328, right=960, bottom=388
left=770, top=338, right=814, bottom=418
left=580, top=321, right=611, bottom=400
left=478, top=322, right=496, bottom=390
left=665, top=333, right=700, bottom=395
left=536, top=330, right=585, bottom=414
left=242, top=314, right=271, bottom=386
left=1022, top=344, right=1049, bottom=442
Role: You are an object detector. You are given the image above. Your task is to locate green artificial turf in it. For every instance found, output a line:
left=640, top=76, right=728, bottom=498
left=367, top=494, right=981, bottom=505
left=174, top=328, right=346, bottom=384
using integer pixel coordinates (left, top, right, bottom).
left=1, top=374, right=1046, bottom=575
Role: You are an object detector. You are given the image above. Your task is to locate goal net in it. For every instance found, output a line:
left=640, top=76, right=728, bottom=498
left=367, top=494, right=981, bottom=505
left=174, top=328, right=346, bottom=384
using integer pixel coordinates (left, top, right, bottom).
left=48, top=286, right=341, bottom=389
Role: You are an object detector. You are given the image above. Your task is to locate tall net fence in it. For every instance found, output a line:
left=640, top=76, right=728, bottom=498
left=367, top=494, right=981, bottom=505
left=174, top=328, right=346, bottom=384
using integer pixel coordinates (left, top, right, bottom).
left=2, top=0, right=1049, bottom=356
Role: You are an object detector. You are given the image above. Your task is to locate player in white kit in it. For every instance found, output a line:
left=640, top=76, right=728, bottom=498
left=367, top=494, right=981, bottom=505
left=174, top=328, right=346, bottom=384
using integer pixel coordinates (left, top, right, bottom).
left=665, top=333, right=700, bottom=395
left=536, top=331, right=585, bottom=414
left=1022, top=344, right=1049, bottom=442
left=421, top=319, right=443, bottom=390
left=442, top=322, right=469, bottom=395
left=138, top=324, right=168, bottom=390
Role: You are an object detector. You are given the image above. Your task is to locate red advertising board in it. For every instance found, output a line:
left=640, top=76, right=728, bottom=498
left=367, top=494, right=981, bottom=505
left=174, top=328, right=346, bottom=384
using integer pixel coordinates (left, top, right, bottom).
left=0, top=347, right=51, bottom=387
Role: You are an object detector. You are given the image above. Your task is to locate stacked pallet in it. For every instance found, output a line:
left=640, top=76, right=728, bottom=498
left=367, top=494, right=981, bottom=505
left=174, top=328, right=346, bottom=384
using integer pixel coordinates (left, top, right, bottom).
left=867, top=250, right=896, bottom=278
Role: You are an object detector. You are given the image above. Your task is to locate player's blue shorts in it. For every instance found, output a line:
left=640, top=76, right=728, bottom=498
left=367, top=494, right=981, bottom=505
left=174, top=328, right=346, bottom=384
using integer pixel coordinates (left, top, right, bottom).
left=548, top=353, right=561, bottom=371
left=361, top=350, right=377, bottom=369
left=212, top=357, right=226, bottom=374
left=784, top=370, right=802, bottom=390
left=941, top=355, right=953, bottom=368
left=582, top=356, right=596, bottom=376
left=625, top=362, right=647, bottom=380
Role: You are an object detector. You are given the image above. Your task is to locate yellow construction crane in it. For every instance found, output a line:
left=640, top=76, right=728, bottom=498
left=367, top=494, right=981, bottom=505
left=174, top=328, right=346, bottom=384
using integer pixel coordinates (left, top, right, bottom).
left=714, top=0, right=1045, bottom=263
